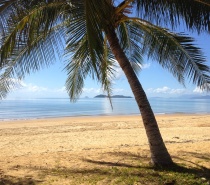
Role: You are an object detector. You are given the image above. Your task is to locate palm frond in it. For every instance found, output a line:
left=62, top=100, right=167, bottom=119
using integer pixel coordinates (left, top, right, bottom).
left=0, top=26, right=66, bottom=99
left=0, top=0, right=68, bottom=66
left=0, top=0, right=17, bottom=48
left=135, top=0, right=210, bottom=33
left=132, top=18, right=210, bottom=89
left=65, top=34, right=92, bottom=101
left=0, top=73, right=16, bottom=99
left=82, top=0, right=120, bottom=77
left=64, top=0, right=118, bottom=101
left=116, top=21, right=143, bottom=74
left=101, top=36, right=115, bottom=107
left=84, top=0, right=107, bottom=76
left=65, top=33, right=115, bottom=102
left=0, top=1, right=70, bottom=98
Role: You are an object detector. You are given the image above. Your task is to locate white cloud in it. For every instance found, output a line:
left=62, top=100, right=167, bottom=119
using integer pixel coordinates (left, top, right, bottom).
left=83, top=88, right=102, bottom=94
left=193, top=82, right=210, bottom=94
left=113, top=88, right=125, bottom=93
left=2, top=78, right=47, bottom=92
left=56, top=86, right=66, bottom=92
left=7, top=79, right=44, bottom=92
left=170, top=89, right=186, bottom=94
left=147, top=86, right=187, bottom=95
left=154, top=86, right=170, bottom=93
left=7, top=80, right=70, bottom=99
left=112, top=61, right=151, bottom=80
left=193, top=87, right=204, bottom=94
left=22, top=83, right=48, bottom=92
left=114, top=67, right=124, bottom=80
left=140, top=63, right=151, bottom=69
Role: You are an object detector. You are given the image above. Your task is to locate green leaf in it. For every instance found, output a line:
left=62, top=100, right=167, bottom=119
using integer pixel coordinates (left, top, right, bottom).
left=135, top=0, right=210, bottom=33
left=132, top=18, right=210, bottom=89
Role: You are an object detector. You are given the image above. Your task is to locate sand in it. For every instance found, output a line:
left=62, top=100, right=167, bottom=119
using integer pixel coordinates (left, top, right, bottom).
left=0, top=114, right=210, bottom=184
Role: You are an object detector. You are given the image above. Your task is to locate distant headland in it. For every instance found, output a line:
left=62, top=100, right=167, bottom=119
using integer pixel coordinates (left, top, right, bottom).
left=94, top=94, right=132, bottom=98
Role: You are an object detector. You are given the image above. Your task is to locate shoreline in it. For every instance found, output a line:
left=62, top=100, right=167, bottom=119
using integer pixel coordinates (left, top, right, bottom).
left=1, top=112, right=209, bottom=122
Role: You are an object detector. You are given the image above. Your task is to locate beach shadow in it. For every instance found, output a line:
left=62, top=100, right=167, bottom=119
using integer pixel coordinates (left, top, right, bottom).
left=83, top=151, right=210, bottom=180
left=16, top=154, right=150, bottom=182
left=82, top=151, right=149, bottom=169
left=83, top=159, right=140, bottom=168
left=0, top=174, right=42, bottom=185
left=25, top=164, right=149, bottom=181
left=5, top=151, right=209, bottom=184
left=155, top=163, right=210, bottom=179
left=21, top=160, right=210, bottom=184
left=172, top=151, right=210, bottom=178
left=173, top=151, right=210, bottom=169
left=106, top=151, right=149, bottom=159
left=184, top=151, right=210, bottom=161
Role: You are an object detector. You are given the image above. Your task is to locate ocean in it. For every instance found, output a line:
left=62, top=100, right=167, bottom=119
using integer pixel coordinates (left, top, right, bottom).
left=0, top=98, right=210, bottom=120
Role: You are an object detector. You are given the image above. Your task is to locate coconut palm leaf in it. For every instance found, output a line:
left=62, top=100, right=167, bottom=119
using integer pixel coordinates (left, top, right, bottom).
left=135, top=0, right=210, bottom=33
left=65, top=32, right=116, bottom=102
left=131, top=18, right=210, bottom=89
left=0, top=0, right=68, bottom=65
left=0, top=25, right=66, bottom=99
left=0, top=1, right=69, bottom=99
left=116, top=21, right=143, bottom=74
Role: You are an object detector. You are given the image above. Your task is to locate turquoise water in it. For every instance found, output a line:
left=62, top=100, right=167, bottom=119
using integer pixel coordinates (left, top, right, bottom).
left=0, top=98, right=210, bottom=120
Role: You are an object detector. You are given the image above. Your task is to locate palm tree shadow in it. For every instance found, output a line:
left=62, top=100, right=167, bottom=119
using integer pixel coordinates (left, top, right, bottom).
left=181, top=151, right=210, bottom=161
left=2, top=151, right=209, bottom=184
left=83, top=158, right=139, bottom=168
left=83, top=151, right=210, bottom=180
left=155, top=163, right=210, bottom=180
left=0, top=174, right=43, bottom=185
left=171, top=151, right=210, bottom=179
left=82, top=151, right=148, bottom=169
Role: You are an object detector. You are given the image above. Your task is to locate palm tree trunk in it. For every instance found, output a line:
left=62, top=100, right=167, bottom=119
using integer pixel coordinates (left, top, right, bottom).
left=106, top=28, right=173, bottom=166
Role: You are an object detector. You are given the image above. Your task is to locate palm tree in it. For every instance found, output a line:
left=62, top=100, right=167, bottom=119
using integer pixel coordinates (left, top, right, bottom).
left=0, top=0, right=210, bottom=166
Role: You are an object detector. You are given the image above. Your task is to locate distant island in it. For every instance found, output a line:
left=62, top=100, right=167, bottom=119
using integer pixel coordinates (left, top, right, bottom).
left=94, top=94, right=132, bottom=98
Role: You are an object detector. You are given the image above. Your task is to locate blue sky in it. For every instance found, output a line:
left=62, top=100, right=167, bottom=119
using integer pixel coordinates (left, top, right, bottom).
left=7, top=30, right=210, bottom=100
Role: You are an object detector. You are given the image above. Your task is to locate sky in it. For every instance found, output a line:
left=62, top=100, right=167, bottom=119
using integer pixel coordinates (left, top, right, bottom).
left=6, top=23, right=210, bottom=100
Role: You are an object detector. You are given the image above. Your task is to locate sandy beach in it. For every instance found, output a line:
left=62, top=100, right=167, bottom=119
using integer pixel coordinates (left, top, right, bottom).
left=0, top=114, right=210, bottom=184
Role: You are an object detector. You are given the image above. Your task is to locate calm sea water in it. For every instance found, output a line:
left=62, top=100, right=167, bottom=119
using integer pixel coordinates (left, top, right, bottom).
left=0, top=98, right=210, bottom=120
